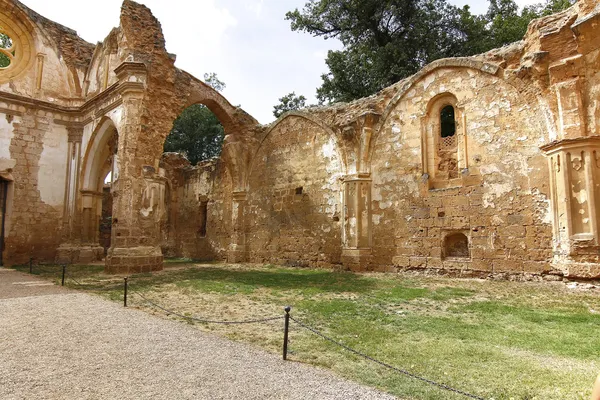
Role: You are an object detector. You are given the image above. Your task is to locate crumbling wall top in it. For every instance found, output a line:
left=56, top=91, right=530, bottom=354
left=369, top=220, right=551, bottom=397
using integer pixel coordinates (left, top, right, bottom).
left=13, top=0, right=95, bottom=70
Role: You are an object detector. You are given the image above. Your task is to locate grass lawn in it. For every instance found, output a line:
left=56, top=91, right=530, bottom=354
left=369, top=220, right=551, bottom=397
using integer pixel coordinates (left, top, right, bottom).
left=17, top=261, right=600, bottom=400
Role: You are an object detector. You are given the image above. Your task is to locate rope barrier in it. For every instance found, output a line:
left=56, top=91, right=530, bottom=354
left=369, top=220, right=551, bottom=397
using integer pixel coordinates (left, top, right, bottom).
left=24, top=261, right=489, bottom=398
left=290, top=316, right=485, bottom=400
left=65, top=272, right=84, bottom=286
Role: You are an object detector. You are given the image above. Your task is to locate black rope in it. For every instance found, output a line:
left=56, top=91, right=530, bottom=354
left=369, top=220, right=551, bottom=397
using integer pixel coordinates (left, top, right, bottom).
left=133, top=290, right=284, bottom=325
left=66, top=272, right=84, bottom=286
left=290, top=316, right=485, bottom=400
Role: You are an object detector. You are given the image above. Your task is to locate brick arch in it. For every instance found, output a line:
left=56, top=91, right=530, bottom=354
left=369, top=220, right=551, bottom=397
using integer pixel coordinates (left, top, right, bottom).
left=182, top=74, right=258, bottom=135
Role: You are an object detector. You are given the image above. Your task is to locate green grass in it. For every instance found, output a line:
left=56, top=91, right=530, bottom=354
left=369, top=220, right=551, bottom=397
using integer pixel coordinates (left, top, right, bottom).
left=15, top=262, right=600, bottom=399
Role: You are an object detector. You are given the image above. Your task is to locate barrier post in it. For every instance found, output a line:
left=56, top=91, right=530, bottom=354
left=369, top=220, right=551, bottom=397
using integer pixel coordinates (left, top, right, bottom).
left=61, top=264, right=66, bottom=286
left=283, top=306, right=291, bottom=360
left=124, top=277, right=128, bottom=307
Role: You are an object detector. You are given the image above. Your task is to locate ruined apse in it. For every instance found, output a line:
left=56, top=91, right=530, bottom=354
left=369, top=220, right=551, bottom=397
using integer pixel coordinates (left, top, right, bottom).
left=1, top=0, right=600, bottom=279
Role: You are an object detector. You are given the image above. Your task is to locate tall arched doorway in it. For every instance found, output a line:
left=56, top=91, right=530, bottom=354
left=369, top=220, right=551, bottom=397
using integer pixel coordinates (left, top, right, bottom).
left=78, top=118, right=119, bottom=260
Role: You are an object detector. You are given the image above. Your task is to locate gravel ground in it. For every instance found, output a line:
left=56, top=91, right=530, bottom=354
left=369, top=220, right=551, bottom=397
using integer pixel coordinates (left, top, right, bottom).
left=0, top=270, right=396, bottom=400
left=0, top=268, right=69, bottom=299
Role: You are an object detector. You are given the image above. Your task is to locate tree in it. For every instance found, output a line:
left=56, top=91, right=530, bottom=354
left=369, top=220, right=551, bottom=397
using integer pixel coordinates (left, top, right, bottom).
left=273, top=92, right=308, bottom=118
left=203, top=72, right=226, bottom=92
left=287, top=0, right=574, bottom=104
left=0, top=33, right=12, bottom=69
left=163, top=73, right=226, bottom=165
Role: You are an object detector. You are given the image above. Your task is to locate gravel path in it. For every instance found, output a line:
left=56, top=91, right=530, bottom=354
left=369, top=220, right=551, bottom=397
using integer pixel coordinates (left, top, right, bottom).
left=0, top=270, right=396, bottom=399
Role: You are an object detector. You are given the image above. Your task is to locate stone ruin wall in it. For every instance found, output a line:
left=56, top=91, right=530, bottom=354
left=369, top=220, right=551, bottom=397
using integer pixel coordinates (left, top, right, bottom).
left=245, top=116, right=344, bottom=268
left=371, top=66, right=553, bottom=275
left=166, top=1, right=600, bottom=279
left=2, top=0, right=600, bottom=279
left=160, top=153, right=233, bottom=261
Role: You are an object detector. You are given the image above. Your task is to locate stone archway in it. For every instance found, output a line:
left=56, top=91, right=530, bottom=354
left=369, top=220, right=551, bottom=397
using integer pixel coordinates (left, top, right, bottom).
left=104, top=64, right=259, bottom=274
left=57, top=118, right=118, bottom=264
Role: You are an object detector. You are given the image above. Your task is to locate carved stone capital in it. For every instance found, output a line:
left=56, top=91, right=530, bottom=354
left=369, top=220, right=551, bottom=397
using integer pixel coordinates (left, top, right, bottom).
left=67, top=125, right=84, bottom=143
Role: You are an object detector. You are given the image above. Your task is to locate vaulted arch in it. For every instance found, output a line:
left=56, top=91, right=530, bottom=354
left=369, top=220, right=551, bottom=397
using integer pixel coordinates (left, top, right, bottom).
left=81, top=117, right=118, bottom=192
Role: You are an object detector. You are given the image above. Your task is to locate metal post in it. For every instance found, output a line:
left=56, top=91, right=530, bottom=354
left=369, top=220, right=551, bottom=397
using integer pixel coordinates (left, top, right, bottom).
left=283, top=306, right=291, bottom=360
left=124, top=277, right=128, bottom=307
left=61, top=264, right=66, bottom=286
left=29, top=257, right=32, bottom=274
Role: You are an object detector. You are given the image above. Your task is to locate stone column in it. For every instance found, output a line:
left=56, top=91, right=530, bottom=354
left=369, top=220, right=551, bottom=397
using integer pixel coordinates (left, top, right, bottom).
left=227, top=191, right=247, bottom=263
left=339, top=112, right=380, bottom=271
left=105, top=62, right=165, bottom=274
left=341, top=175, right=372, bottom=270
left=57, top=125, right=104, bottom=263
left=541, top=51, right=600, bottom=278
left=221, top=136, right=253, bottom=264
left=542, top=138, right=600, bottom=278
left=61, top=125, right=83, bottom=240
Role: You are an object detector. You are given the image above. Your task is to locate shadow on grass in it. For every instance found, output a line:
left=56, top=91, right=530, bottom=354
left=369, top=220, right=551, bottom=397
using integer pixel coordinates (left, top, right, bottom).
left=126, top=266, right=379, bottom=294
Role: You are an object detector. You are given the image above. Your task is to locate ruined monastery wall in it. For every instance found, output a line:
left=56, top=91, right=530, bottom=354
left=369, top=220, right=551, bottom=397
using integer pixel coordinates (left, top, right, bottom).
left=245, top=116, right=344, bottom=268
left=161, top=155, right=232, bottom=261
left=2, top=0, right=600, bottom=279
left=370, top=67, right=553, bottom=274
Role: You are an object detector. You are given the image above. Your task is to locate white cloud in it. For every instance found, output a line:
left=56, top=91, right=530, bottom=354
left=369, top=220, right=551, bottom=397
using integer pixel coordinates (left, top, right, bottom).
left=243, top=0, right=265, bottom=18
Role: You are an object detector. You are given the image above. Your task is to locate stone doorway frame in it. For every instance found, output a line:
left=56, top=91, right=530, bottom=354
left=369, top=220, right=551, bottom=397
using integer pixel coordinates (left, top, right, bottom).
left=0, top=177, right=8, bottom=266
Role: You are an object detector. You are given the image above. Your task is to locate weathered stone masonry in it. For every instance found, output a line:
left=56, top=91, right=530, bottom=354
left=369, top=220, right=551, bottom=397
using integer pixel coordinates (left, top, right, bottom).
left=1, top=0, right=600, bottom=279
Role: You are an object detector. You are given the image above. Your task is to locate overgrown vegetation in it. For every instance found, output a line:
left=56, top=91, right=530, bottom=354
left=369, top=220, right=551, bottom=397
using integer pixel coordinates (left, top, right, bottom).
left=19, top=262, right=599, bottom=399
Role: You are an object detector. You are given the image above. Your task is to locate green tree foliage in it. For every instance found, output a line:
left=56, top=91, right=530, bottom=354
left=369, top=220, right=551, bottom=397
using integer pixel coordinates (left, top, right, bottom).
left=0, top=33, right=12, bottom=69
left=163, top=73, right=226, bottom=165
left=287, top=0, right=575, bottom=103
left=273, top=92, right=308, bottom=118
left=203, top=72, right=226, bottom=92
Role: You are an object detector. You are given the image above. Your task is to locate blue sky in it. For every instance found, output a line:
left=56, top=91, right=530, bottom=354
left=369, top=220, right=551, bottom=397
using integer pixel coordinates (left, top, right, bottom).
left=22, top=0, right=542, bottom=124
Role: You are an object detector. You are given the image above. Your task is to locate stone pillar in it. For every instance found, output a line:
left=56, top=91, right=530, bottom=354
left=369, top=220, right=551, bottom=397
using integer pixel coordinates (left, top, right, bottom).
left=541, top=52, right=600, bottom=278
left=339, top=112, right=380, bottom=271
left=62, top=125, right=83, bottom=239
left=227, top=191, right=247, bottom=263
left=542, top=138, right=600, bottom=277
left=56, top=125, right=104, bottom=263
left=341, top=175, right=372, bottom=270
left=105, top=62, right=165, bottom=274
left=341, top=174, right=373, bottom=270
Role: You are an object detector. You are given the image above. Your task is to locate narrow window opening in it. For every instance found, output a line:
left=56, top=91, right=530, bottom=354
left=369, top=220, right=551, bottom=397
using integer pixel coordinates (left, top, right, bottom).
left=440, top=105, right=456, bottom=138
left=295, top=187, right=303, bottom=195
left=199, top=200, right=208, bottom=237
left=0, top=178, right=8, bottom=266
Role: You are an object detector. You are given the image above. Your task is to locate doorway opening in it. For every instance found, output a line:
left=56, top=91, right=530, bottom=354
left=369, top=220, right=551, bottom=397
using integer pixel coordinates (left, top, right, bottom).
left=0, top=178, right=8, bottom=266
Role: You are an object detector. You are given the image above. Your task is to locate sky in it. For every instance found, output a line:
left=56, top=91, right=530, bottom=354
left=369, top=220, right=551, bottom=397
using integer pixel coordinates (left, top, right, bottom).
left=21, top=0, right=543, bottom=125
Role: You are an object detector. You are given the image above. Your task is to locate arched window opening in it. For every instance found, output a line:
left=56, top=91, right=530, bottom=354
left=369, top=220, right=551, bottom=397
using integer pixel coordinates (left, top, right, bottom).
left=440, top=105, right=456, bottom=138
left=443, top=232, right=470, bottom=259
left=0, top=32, right=14, bottom=69
left=423, top=94, right=461, bottom=184
left=164, top=104, right=225, bottom=165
